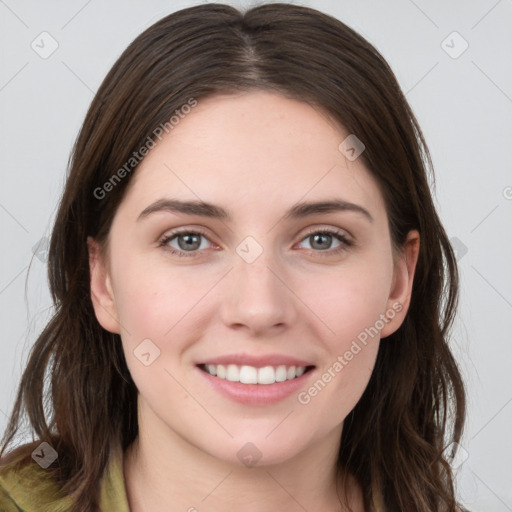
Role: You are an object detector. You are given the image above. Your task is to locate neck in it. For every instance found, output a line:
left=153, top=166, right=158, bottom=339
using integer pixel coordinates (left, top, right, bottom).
left=123, top=401, right=362, bottom=512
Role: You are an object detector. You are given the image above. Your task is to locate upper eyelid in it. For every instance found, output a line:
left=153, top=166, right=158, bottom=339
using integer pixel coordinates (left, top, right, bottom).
left=300, top=226, right=351, bottom=239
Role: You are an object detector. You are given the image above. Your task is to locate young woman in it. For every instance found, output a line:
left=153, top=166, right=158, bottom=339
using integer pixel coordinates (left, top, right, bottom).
left=0, top=3, right=466, bottom=511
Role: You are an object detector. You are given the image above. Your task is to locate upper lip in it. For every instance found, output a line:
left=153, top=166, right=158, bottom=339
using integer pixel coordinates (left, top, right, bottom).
left=196, top=353, right=315, bottom=368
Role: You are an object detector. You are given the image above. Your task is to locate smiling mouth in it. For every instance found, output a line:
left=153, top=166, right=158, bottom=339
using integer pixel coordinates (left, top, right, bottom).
left=197, top=363, right=315, bottom=385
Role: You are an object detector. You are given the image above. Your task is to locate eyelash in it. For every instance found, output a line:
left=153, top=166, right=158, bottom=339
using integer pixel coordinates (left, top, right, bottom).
left=158, top=228, right=353, bottom=258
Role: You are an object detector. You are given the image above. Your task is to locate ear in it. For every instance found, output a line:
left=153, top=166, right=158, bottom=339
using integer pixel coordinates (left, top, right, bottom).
left=380, top=230, right=420, bottom=339
left=87, top=236, right=121, bottom=334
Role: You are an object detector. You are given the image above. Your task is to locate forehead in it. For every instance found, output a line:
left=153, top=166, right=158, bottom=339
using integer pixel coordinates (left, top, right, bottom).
left=117, top=91, right=386, bottom=224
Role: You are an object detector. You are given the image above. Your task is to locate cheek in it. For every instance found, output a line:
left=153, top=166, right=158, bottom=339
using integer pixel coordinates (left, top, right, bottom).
left=111, top=263, right=196, bottom=402
left=301, top=259, right=393, bottom=345
left=111, top=255, right=218, bottom=356
left=295, top=259, right=391, bottom=406
left=112, top=250, right=188, bottom=326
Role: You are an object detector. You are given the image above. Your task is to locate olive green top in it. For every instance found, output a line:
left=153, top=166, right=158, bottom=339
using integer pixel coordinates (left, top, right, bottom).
left=0, top=446, right=130, bottom=511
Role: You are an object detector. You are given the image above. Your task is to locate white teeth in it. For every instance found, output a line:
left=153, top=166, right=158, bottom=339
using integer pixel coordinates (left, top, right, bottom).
left=258, top=366, right=275, bottom=385
left=240, top=365, right=257, bottom=384
left=205, top=364, right=217, bottom=376
left=202, top=363, right=308, bottom=384
left=216, top=364, right=226, bottom=379
left=275, top=365, right=287, bottom=382
left=226, top=364, right=239, bottom=382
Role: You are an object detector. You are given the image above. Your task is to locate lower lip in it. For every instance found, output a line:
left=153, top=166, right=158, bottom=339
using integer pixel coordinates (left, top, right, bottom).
left=196, top=366, right=315, bottom=405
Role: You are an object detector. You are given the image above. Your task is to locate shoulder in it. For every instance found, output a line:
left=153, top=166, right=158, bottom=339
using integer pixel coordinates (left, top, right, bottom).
left=0, top=442, right=130, bottom=512
left=0, top=442, right=73, bottom=512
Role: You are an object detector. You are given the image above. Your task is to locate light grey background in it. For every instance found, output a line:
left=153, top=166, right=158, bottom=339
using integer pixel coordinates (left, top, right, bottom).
left=1, top=0, right=511, bottom=510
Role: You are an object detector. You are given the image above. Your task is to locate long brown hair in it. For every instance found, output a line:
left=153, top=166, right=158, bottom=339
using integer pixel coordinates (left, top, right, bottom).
left=1, top=3, right=466, bottom=510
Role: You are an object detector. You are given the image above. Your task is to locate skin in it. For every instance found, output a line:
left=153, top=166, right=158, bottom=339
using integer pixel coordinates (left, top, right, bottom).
left=88, top=91, right=419, bottom=511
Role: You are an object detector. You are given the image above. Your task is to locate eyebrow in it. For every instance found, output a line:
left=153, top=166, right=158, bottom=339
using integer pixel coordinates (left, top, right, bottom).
left=137, top=198, right=373, bottom=223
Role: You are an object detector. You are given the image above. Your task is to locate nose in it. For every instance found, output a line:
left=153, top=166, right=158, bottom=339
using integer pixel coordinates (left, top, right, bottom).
left=219, top=250, right=298, bottom=337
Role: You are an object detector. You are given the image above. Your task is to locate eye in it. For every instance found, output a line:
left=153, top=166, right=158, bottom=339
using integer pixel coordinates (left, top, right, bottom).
left=159, top=229, right=213, bottom=257
left=297, top=229, right=352, bottom=255
left=159, top=227, right=353, bottom=259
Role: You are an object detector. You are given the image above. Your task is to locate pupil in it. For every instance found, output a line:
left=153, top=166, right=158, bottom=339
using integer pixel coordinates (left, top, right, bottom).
left=179, top=234, right=200, bottom=250
left=312, top=234, right=331, bottom=250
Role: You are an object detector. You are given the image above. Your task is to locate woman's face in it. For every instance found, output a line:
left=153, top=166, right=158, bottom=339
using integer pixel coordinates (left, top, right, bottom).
left=89, top=91, right=418, bottom=466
